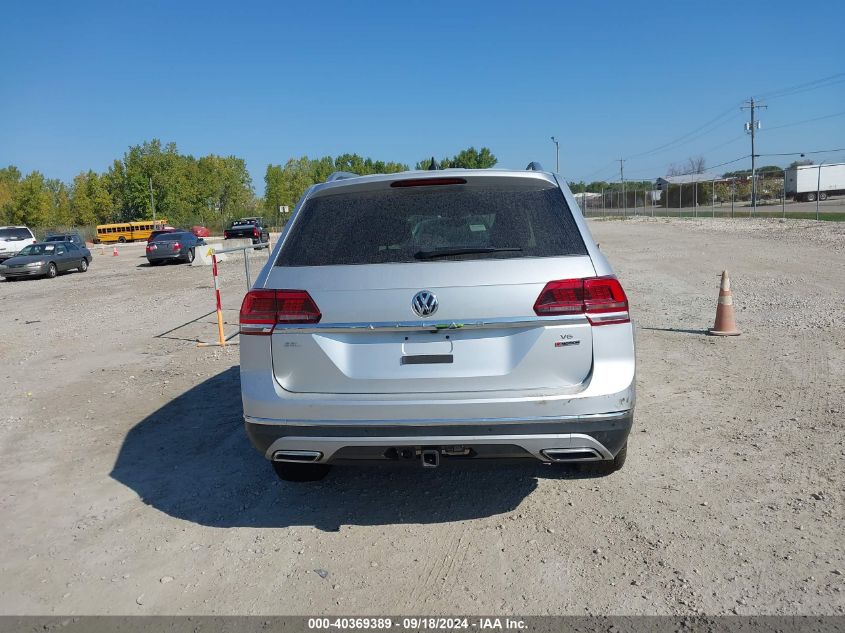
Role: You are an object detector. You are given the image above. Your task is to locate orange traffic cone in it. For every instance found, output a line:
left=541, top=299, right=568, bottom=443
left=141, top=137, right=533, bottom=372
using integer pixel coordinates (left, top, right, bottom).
left=112, top=246, right=118, bottom=257
left=708, top=270, right=741, bottom=336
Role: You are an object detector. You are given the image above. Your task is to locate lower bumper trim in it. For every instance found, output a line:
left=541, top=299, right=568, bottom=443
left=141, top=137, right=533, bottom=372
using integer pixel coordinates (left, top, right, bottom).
left=245, top=411, right=634, bottom=464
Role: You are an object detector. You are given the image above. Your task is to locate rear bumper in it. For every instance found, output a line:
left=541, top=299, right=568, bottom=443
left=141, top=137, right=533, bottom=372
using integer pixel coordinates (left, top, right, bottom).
left=146, top=253, right=184, bottom=262
left=245, top=410, right=633, bottom=464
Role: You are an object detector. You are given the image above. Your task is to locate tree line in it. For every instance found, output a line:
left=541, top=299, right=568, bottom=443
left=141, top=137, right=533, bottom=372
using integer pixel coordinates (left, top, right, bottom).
left=265, top=147, right=499, bottom=220
left=1, top=143, right=499, bottom=231
left=0, top=140, right=256, bottom=232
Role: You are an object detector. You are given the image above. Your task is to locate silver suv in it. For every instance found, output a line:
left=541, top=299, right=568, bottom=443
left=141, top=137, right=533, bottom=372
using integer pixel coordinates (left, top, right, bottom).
left=239, top=166, right=635, bottom=481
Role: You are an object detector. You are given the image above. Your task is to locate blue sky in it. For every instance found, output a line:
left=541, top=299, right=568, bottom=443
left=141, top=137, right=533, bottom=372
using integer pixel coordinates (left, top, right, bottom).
left=1, top=0, right=843, bottom=190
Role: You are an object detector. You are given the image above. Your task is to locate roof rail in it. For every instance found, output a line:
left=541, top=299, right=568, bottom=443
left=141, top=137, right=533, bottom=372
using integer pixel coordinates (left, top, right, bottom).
left=326, top=171, right=360, bottom=182
left=525, top=162, right=545, bottom=171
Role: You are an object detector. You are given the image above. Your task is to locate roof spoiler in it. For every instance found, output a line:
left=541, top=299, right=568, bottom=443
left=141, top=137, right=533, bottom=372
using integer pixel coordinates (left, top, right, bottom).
left=326, top=171, right=360, bottom=182
left=525, top=162, right=544, bottom=171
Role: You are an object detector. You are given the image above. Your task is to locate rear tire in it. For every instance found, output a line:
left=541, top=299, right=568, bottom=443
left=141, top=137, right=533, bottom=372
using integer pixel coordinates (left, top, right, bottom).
left=118, top=236, right=127, bottom=243
left=78, top=258, right=89, bottom=272
left=819, top=192, right=828, bottom=201
left=272, top=461, right=331, bottom=482
left=186, top=248, right=195, bottom=263
left=805, top=192, right=816, bottom=202
left=45, top=263, right=57, bottom=279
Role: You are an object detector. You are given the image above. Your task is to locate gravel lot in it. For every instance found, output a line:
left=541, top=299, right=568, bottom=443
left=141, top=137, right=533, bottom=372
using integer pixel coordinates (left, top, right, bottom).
left=0, top=218, right=843, bottom=616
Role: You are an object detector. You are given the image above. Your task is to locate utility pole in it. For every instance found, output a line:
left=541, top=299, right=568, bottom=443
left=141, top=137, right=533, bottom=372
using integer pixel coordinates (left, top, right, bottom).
left=149, top=177, right=157, bottom=225
left=742, top=97, right=766, bottom=214
left=619, top=159, right=626, bottom=215
left=551, top=137, right=560, bottom=174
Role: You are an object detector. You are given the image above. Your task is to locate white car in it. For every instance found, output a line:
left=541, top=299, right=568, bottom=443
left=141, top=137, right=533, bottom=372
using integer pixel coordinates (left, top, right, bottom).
left=239, top=166, right=635, bottom=481
left=0, top=226, right=37, bottom=262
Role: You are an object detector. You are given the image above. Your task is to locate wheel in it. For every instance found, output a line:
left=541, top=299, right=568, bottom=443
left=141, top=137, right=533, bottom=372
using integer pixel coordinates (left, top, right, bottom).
left=186, top=248, right=195, bottom=264
left=272, top=461, right=331, bottom=482
left=577, top=443, right=627, bottom=476
left=818, top=192, right=828, bottom=201
left=78, top=258, right=89, bottom=272
left=45, top=263, right=57, bottom=279
left=805, top=192, right=816, bottom=202
left=118, top=236, right=127, bottom=243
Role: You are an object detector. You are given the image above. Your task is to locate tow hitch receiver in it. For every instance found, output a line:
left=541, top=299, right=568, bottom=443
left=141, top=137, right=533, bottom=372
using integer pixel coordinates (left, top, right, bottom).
left=421, top=449, right=440, bottom=468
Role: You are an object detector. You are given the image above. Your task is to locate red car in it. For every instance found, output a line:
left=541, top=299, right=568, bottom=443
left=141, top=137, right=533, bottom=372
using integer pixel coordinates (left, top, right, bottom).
left=191, top=226, right=210, bottom=238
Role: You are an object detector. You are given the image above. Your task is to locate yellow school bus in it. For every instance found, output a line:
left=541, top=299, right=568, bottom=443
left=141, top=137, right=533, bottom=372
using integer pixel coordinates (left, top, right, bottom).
left=95, top=219, right=169, bottom=243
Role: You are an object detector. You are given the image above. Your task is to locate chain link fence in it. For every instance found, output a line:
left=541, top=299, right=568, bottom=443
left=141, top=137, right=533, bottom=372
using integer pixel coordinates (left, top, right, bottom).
left=577, top=176, right=845, bottom=220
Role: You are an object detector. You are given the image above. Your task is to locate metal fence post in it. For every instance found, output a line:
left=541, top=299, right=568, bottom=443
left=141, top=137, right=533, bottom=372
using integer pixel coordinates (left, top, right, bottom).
left=782, top=172, right=786, bottom=219
left=711, top=179, right=715, bottom=217
left=731, top=179, right=735, bottom=218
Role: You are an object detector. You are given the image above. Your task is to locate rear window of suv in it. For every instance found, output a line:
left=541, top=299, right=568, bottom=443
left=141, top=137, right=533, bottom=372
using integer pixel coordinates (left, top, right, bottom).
left=276, top=183, right=588, bottom=266
left=0, top=228, right=33, bottom=240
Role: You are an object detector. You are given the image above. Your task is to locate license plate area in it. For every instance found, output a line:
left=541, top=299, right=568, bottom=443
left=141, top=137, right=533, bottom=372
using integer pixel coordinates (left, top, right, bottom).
left=400, top=354, right=453, bottom=365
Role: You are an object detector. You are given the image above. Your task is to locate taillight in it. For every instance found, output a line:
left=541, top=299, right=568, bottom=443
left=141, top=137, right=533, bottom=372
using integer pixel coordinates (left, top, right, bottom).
left=253, top=227, right=260, bottom=237
left=533, top=276, right=629, bottom=326
left=172, top=242, right=181, bottom=250
left=240, top=289, right=321, bottom=335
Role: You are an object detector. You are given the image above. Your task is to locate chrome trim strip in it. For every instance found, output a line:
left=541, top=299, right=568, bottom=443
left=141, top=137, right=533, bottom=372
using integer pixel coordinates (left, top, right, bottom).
left=587, top=311, right=630, bottom=324
left=245, top=410, right=631, bottom=428
left=270, top=314, right=589, bottom=333
left=263, top=432, right=615, bottom=462
left=240, top=323, right=273, bottom=334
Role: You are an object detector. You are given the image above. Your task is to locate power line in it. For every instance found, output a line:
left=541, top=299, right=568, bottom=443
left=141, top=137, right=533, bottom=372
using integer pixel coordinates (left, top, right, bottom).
left=757, top=72, right=845, bottom=101
left=623, top=106, right=741, bottom=160
left=579, top=160, right=618, bottom=182
left=764, top=110, right=845, bottom=131
left=757, top=148, right=845, bottom=157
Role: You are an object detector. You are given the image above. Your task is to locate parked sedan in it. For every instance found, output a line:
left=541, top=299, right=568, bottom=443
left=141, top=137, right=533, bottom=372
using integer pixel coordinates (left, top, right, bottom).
left=0, top=241, right=92, bottom=280
left=145, top=231, right=205, bottom=265
left=190, top=225, right=210, bottom=238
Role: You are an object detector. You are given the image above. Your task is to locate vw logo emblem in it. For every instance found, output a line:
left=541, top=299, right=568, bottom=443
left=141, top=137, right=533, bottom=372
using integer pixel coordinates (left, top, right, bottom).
left=412, top=290, right=438, bottom=317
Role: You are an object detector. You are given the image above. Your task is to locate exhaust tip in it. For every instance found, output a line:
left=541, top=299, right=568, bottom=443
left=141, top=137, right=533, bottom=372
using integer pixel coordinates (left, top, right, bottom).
left=542, top=448, right=603, bottom=462
left=272, top=450, right=323, bottom=463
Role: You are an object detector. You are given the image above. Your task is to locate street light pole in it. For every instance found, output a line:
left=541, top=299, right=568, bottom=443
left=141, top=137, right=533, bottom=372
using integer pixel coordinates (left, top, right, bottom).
left=550, top=137, right=560, bottom=174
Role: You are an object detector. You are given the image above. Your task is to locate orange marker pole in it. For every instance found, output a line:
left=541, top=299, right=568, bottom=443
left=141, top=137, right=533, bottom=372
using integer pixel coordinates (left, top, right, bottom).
left=212, top=252, right=226, bottom=346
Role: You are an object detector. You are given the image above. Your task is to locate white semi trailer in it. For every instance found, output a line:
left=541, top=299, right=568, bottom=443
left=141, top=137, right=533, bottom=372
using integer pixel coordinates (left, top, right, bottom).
left=784, top=162, right=845, bottom=202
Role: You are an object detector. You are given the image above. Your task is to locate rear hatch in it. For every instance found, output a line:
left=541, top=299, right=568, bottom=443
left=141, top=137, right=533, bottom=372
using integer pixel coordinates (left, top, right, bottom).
left=261, top=174, right=597, bottom=395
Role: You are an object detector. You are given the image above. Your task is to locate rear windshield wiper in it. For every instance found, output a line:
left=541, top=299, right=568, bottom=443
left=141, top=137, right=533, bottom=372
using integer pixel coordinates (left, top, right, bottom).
left=414, top=247, right=522, bottom=260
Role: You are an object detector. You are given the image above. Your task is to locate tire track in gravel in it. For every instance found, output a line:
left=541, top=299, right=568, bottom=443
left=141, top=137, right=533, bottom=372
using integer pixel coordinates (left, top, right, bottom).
left=405, top=523, right=465, bottom=609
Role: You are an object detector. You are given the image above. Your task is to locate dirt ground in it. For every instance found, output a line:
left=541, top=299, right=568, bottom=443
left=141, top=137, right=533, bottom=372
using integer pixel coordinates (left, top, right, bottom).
left=0, top=218, right=843, bottom=616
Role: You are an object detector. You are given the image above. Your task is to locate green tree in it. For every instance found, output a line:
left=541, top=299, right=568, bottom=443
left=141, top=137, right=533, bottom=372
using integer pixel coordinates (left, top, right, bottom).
left=0, top=165, right=22, bottom=224
left=70, top=171, right=113, bottom=226
left=13, top=172, right=52, bottom=226
left=264, top=154, right=408, bottom=216
left=197, top=155, right=254, bottom=226
left=416, top=147, right=498, bottom=170
left=46, top=178, right=73, bottom=227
